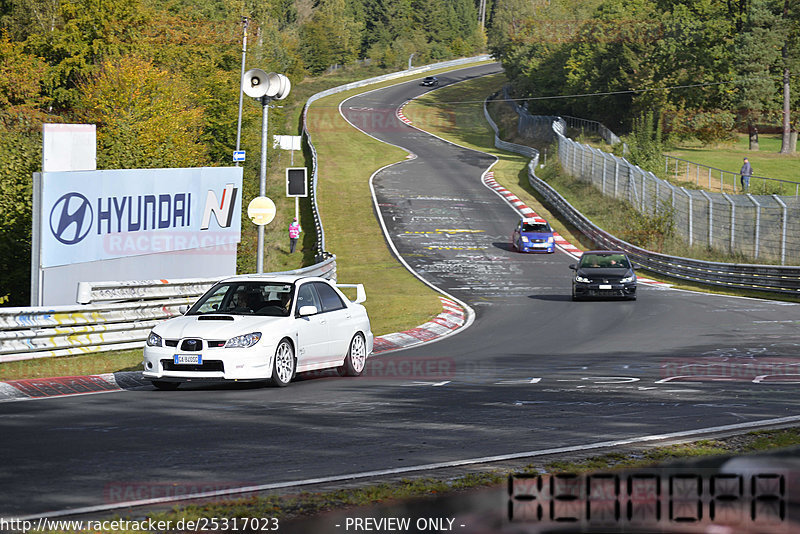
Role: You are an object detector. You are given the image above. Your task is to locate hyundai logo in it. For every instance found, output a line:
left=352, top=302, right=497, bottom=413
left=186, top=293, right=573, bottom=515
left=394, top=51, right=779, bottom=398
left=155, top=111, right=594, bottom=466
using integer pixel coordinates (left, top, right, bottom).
left=50, top=192, right=93, bottom=245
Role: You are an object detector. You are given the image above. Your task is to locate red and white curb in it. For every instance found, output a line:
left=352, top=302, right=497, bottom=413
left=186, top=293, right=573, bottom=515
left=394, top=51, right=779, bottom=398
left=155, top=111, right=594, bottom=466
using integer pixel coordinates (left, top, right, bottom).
left=372, top=297, right=466, bottom=354
left=483, top=172, right=671, bottom=289
left=0, top=373, right=125, bottom=402
left=396, top=102, right=413, bottom=126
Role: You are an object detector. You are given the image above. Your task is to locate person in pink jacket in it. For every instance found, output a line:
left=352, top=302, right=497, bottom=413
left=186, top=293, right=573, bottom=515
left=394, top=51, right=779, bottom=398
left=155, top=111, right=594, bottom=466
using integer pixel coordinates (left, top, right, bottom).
left=288, top=217, right=302, bottom=253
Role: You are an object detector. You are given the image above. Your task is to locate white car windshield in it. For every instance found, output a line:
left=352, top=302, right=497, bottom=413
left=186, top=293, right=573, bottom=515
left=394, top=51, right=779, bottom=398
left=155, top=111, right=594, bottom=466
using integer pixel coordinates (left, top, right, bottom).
left=188, top=282, right=295, bottom=317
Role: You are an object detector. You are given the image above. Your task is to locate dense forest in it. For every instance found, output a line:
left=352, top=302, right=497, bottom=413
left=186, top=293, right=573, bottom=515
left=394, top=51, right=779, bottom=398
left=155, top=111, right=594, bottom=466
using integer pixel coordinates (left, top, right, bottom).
left=1, top=0, right=798, bottom=305
left=489, top=0, right=799, bottom=147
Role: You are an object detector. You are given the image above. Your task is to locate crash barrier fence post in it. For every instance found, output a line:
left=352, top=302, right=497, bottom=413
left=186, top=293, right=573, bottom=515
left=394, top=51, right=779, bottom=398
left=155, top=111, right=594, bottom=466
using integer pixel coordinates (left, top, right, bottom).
left=484, top=93, right=800, bottom=296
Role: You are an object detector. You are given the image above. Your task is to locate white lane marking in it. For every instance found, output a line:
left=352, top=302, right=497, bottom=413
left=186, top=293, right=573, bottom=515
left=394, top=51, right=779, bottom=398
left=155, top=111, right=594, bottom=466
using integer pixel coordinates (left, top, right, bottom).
left=495, top=378, right=542, bottom=385
left=15, top=414, right=800, bottom=522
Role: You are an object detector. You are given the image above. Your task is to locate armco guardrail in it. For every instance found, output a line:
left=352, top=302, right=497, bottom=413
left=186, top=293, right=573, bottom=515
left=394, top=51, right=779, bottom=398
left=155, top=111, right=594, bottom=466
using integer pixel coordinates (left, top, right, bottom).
left=484, top=94, right=800, bottom=296
left=0, top=257, right=337, bottom=363
left=302, top=55, right=492, bottom=257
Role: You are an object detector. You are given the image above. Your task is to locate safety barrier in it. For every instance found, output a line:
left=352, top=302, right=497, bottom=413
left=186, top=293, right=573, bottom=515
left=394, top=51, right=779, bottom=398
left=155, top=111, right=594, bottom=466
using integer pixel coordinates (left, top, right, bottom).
left=484, top=95, right=800, bottom=296
left=0, top=258, right=337, bottom=363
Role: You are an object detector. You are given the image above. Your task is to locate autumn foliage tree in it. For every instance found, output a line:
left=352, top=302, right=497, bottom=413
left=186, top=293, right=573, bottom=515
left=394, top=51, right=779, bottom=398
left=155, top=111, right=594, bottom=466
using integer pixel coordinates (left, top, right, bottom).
left=77, top=55, right=209, bottom=169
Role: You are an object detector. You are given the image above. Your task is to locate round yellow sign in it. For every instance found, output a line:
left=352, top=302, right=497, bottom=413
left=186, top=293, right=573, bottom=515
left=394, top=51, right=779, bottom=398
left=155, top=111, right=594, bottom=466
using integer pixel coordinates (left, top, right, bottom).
left=247, top=196, right=276, bottom=225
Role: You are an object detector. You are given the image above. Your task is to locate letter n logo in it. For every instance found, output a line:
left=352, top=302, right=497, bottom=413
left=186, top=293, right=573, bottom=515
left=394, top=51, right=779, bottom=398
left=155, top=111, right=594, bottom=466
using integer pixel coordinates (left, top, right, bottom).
left=201, top=184, right=238, bottom=230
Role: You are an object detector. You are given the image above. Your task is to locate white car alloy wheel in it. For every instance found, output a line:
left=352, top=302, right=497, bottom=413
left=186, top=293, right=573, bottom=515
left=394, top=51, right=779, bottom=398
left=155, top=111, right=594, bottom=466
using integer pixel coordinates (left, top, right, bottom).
left=272, top=339, right=296, bottom=387
left=339, top=333, right=367, bottom=377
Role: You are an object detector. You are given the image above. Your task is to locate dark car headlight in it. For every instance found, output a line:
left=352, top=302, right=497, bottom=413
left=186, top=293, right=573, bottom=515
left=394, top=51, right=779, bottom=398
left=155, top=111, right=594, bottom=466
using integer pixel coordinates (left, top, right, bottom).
left=620, top=274, right=635, bottom=283
left=575, top=275, right=591, bottom=284
left=146, top=331, right=163, bottom=347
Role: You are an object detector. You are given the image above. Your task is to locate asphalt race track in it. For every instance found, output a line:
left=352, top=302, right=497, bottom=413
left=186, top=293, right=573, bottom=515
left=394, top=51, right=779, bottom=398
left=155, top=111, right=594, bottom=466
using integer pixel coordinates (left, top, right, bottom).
left=2, top=63, right=799, bottom=523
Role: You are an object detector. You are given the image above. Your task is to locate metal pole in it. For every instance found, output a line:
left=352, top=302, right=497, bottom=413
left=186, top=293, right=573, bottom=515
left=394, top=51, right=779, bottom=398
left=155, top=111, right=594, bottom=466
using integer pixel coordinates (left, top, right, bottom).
left=747, top=194, right=760, bottom=259
left=256, top=95, right=270, bottom=273
left=234, top=17, right=248, bottom=166
left=700, top=190, right=713, bottom=247
left=682, top=187, right=693, bottom=246
left=722, top=193, right=735, bottom=253
left=773, top=194, right=787, bottom=265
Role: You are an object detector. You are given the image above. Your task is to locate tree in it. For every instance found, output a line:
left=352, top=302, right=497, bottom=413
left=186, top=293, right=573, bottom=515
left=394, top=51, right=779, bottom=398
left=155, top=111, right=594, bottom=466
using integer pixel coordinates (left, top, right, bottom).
left=77, top=55, right=208, bottom=169
left=732, top=0, right=782, bottom=150
left=778, top=0, right=799, bottom=153
left=299, top=0, right=363, bottom=73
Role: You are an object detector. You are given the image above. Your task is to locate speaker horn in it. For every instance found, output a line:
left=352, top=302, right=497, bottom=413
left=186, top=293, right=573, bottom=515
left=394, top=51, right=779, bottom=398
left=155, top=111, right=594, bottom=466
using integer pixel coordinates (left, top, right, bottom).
left=274, top=74, right=291, bottom=100
left=242, top=68, right=270, bottom=98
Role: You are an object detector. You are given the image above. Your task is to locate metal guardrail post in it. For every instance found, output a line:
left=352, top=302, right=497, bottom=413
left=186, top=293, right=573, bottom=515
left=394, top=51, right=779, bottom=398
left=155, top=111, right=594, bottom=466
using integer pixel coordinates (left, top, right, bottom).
left=722, top=193, right=736, bottom=253
left=747, top=194, right=761, bottom=259
left=700, top=190, right=713, bottom=248
left=601, top=153, right=607, bottom=195
left=682, top=187, right=693, bottom=246
left=773, top=194, right=787, bottom=266
left=614, top=159, right=619, bottom=199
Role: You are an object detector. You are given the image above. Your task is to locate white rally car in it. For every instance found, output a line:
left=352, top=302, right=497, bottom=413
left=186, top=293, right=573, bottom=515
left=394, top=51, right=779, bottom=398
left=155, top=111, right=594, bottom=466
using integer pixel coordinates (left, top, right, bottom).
left=142, top=275, right=373, bottom=389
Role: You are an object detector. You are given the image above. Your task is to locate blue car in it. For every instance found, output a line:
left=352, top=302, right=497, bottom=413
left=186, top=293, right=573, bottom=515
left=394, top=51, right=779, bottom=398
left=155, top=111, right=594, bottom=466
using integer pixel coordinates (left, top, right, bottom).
left=512, top=217, right=555, bottom=253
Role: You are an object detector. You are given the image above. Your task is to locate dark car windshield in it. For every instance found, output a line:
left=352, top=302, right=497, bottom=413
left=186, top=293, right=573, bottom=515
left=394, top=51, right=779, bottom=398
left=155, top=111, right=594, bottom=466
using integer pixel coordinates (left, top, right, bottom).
left=522, top=222, right=552, bottom=233
left=579, top=253, right=630, bottom=269
left=188, top=281, right=295, bottom=317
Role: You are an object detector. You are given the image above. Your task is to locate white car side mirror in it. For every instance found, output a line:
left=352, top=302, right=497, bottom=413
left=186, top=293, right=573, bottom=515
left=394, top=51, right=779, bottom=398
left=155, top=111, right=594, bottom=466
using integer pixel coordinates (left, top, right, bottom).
left=298, top=305, right=318, bottom=317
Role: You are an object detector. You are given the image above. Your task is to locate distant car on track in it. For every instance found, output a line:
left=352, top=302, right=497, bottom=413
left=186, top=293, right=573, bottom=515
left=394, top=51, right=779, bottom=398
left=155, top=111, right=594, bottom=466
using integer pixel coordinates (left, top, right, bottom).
left=420, top=76, right=439, bottom=87
left=512, top=217, right=555, bottom=253
left=569, top=251, right=637, bottom=301
left=142, top=275, right=373, bottom=389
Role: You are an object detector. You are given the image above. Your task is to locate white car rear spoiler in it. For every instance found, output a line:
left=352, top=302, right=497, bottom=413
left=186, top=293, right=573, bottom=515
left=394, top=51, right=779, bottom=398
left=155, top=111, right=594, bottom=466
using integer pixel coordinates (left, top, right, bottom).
left=336, top=283, right=366, bottom=304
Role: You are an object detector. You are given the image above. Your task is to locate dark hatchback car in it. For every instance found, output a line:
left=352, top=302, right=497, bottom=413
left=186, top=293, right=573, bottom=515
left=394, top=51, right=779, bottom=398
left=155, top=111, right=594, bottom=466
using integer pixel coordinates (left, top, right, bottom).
left=420, top=76, right=439, bottom=86
left=569, top=251, right=637, bottom=301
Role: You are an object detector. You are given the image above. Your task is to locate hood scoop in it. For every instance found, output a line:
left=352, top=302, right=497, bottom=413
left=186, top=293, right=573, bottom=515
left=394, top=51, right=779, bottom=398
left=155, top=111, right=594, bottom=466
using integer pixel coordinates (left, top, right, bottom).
left=197, top=315, right=235, bottom=321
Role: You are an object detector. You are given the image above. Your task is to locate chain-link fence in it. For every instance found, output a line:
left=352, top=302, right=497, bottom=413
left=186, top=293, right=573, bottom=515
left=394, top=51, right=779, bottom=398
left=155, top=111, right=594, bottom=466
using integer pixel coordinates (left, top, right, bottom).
left=501, top=89, right=800, bottom=265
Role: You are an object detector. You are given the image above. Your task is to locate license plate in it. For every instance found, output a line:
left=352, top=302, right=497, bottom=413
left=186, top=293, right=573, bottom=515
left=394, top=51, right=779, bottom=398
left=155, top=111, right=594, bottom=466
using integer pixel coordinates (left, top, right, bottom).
left=598, top=284, right=613, bottom=290
left=174, top=354, right=202, bottom=365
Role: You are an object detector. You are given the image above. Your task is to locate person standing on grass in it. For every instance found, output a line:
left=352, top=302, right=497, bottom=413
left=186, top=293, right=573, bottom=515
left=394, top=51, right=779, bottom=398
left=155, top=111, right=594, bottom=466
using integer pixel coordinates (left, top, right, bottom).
left=288, top=217, right=302, bottom=253
left=740, top=157, right=753, bottom=193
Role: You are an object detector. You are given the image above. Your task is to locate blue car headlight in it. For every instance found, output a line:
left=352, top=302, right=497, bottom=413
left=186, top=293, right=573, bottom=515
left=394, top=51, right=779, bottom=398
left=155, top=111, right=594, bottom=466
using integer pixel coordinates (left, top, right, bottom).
left=521, top=236, right=529, bottom=243
left=224, top=332, right=262, bottom=348
left=547, top=236, right=554, bottom=243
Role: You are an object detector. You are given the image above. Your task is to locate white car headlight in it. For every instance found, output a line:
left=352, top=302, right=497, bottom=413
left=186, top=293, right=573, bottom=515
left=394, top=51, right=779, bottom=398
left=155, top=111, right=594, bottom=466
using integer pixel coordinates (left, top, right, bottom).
left=521, top=236, right=529, bottom=243
left=146, top=331, right=163, bottom=347
left=547, top=236, right=554, bottom=243
left=224, top=332, right=262, bottom=348
left=620, top=275, right=635, bottom=283
left=575, top=275, right=591, bottom=284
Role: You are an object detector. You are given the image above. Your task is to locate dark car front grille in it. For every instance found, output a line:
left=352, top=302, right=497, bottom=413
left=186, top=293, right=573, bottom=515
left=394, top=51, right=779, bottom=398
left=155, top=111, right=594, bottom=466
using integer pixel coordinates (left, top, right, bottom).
left=161, top=359, right=225, bottom=372
left=180, top=339, right=203, bottom=351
